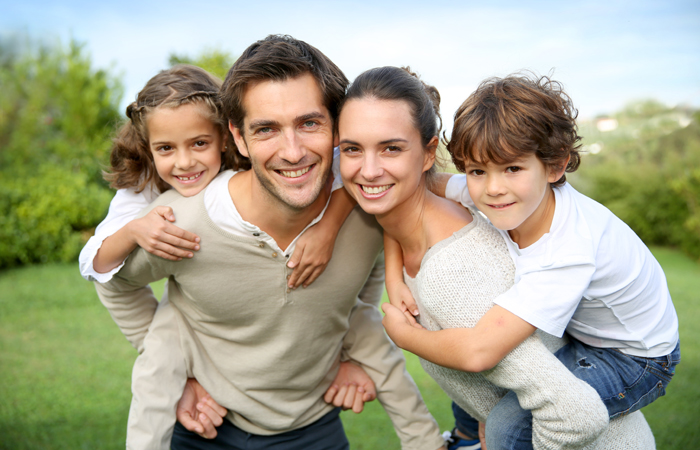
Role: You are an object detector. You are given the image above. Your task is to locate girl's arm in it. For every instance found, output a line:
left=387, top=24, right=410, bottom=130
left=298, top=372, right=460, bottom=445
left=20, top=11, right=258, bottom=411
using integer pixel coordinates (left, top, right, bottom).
left=384, top=234, right=420, bottom=326
left=287, top=187, right=356, bottom=289
left=93, top=205, right=200, bottom=273
left=382, top=302, right=536, bottom=373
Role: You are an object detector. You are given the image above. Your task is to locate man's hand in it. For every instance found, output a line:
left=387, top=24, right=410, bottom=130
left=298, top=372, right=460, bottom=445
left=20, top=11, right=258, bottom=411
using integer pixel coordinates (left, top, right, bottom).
left=176, top=378, right=227, bottom=439
left=323, top=361, right=377, bottom=413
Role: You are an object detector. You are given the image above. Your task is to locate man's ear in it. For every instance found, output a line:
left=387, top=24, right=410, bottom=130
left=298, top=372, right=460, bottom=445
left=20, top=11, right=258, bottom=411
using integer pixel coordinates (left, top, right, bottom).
left=333, top=131, right=339, bottom=148
left=423, top=136, right=439, bottom=173
left=230, top=121, right=249, bottom=158
left=548, top=154, right=570, bottom=183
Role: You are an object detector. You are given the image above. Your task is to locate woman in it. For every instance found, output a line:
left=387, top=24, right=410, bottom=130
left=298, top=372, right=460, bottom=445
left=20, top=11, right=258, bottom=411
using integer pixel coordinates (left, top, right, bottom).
left=337, top=66, right=654, bottom=450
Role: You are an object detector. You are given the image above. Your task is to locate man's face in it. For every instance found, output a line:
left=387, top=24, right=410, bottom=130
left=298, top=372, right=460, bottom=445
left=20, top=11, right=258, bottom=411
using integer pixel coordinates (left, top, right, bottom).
left=231, top=73, right=334, bottom=211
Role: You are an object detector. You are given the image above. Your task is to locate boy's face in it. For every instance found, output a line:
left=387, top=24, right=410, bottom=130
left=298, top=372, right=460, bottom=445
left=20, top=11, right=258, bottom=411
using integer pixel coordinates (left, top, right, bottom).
left=465, top=153, right=561, bottom=247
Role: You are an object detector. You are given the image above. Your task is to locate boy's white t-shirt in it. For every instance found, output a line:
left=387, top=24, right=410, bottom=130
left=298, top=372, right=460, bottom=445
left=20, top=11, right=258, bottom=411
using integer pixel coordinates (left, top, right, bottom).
left=445, top=175, right=679, bottom=358
left=79, top=149, right=345, bottom=283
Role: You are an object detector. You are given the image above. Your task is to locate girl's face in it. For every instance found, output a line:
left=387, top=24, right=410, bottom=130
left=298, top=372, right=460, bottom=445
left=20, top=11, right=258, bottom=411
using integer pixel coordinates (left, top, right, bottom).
left=339, top=97, right=436, bottom=217
left=147, top=103, right=225, bottom=197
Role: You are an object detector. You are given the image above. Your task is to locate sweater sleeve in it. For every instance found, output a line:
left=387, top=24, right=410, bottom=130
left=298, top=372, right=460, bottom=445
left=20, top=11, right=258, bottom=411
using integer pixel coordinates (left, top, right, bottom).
left=94, top=246, right=172, bottom=353
left=341, top=300, right=445, bottom=450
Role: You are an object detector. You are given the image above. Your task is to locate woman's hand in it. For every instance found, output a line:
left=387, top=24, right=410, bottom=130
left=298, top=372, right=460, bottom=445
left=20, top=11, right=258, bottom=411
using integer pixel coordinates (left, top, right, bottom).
left=323, top=361, right=377, bottom=413
left=176, top=378, right=227, bottom=439
left=381, top=303, right=424, bottom=349
left=128, top=206, right=200, bottom=261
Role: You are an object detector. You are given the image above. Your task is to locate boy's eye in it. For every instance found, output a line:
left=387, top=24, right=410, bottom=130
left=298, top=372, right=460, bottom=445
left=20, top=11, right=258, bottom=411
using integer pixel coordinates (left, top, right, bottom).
left=469, top=169, right=485, bottom=176
left=506, top=166, right=521, bottom=173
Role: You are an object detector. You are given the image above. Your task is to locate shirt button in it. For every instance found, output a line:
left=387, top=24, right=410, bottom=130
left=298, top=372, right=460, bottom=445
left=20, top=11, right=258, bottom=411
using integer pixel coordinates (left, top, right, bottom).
left=258, top=243, right=265, bottom=248
left=286, top=288, right=291, bottom=293
left=253, top=232, right=260, bottom=236
left=272, top=252, right=278, bottom=258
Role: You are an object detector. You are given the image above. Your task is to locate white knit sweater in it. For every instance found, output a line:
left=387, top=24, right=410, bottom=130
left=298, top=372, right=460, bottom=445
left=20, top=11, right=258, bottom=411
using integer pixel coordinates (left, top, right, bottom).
left=404, top=210, right=655, bottom=449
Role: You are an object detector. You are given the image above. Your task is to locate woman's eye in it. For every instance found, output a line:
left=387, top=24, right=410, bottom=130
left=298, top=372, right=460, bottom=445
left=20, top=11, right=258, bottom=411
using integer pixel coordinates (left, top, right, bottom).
left=341, top=146, right=360, bottom=154
left=385, top=146, right=401, bottom=153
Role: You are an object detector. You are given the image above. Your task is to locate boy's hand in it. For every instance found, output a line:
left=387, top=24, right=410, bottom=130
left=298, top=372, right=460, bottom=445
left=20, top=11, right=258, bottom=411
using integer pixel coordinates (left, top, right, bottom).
left=323, top=361, right=377, bottom=413
left=286, top=225, right=335, bottom=289
left=386, top=280, right=420, bottom=326
left=381, top=303, right=424, bottom=346
left=129, top=206, right=200, bottom=261
left=176, top=378, right=227, bottom=439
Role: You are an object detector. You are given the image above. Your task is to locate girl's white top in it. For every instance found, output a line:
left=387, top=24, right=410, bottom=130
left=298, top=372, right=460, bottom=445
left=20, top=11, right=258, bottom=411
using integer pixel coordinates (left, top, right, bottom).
left=79, top=149, right=344, bottom=283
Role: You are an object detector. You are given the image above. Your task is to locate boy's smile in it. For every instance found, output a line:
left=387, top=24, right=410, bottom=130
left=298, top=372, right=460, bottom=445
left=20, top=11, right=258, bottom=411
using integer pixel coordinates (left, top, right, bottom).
left=465, top=153, right=562, bottom=248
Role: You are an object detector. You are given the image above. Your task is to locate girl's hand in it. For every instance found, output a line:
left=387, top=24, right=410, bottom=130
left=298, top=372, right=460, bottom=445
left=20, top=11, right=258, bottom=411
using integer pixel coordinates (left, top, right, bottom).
left=286, top=223, right=335, bottom=289
left=386, top=280, right=420, bottom=326
left=128, top=206, right=200, bottom=261
left=323, top=361, right=377, bottom=413
left=176, top=378, right=227, bottom=439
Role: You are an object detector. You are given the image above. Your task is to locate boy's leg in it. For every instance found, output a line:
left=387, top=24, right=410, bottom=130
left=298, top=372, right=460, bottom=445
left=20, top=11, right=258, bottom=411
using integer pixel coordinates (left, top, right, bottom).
left=484, top=391, right=532, bottom=450
left=171, top=408, right=349, bottom=450
left=554, top=338, right=680, bottom=418
left=452, top=402, right=480, bottom=439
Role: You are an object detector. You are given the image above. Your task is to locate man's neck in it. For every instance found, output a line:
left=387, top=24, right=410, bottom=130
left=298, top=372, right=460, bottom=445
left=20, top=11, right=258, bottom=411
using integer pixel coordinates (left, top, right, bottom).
left=229, top=170, right=332, bottom=249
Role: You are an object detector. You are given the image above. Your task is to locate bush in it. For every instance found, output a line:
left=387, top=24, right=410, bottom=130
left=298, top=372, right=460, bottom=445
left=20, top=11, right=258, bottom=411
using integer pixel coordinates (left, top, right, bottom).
left=0, top=36, right=122, bottom=268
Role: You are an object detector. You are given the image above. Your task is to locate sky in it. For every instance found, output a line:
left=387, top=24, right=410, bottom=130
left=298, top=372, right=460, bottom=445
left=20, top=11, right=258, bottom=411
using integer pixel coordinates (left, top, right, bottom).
left=2, top=0, right=699, bottom=132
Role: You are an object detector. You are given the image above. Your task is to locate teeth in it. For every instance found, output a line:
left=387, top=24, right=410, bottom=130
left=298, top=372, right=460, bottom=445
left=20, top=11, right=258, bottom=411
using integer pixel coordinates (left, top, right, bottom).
left=177, top=173, right=201, bottom=181
left=280, top=166, right=311, bottom=178
left=362, top=185, right=391, bottom=195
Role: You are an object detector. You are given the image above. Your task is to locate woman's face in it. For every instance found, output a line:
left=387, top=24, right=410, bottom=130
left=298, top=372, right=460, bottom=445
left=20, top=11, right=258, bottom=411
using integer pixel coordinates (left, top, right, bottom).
left=339, top=97, right=435, bottom=217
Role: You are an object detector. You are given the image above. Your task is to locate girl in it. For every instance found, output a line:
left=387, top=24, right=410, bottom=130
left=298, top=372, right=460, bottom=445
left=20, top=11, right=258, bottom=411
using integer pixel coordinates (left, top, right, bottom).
left=382, top=73, right=675, bottom=449
left=79, top=64, right=368, bottom=449
left=340, top=66, right=655, bottom=449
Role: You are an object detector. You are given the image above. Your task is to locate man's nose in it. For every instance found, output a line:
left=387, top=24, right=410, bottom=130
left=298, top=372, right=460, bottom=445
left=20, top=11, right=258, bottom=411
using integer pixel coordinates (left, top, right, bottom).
left=278, top=129, right=306, bottom=164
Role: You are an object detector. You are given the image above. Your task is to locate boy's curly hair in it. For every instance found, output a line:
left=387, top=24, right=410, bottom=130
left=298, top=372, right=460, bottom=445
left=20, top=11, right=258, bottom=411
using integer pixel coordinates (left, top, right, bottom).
left=446, top=72, right=582, bottom=186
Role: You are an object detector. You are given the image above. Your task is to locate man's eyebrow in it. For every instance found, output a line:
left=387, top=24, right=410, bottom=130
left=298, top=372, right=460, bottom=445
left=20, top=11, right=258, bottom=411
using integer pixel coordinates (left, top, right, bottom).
left=296, top=112, right=327, bottom=123
left=247, top=119, right=280, bottom=131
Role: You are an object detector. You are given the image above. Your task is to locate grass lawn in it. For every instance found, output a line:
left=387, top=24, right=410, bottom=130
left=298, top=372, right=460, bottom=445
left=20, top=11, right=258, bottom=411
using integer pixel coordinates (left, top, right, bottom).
left=0, top=246, right=697, bottom=449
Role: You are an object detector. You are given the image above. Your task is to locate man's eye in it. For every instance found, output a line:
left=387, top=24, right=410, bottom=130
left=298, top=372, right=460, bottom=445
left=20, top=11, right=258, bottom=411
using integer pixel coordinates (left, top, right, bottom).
left=303, top=120, right=317, bottom=128
left=258, top=127, right=272, bottom=134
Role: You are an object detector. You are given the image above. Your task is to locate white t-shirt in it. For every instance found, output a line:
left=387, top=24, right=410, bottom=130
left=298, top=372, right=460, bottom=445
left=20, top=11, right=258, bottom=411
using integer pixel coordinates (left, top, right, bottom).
left=446, top=175, right=679, bottom=358
left=79, top=149, right=344, bottom=282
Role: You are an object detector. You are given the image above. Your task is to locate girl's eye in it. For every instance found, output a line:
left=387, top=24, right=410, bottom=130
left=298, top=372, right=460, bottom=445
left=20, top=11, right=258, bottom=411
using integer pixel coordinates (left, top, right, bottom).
left=506, top=166, right=521, bottom=173
left=194, top=140, right=208, bottom=148
left=156, top=145, right=172, bottom=153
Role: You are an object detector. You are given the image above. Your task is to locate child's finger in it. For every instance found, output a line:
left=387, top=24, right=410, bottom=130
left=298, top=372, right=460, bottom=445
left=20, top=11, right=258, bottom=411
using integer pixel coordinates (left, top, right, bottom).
left=302, top=265, right=327, bottom=288
left=332, top=384, right=349, bottom=408
left=403, top=296, right=419, bottom=316
left=352, top=388, right=365, bottom=413
left=197, top=401, right=224, bottom=427
left=153, top=205, right=176, bottom=222
left=402, top=310, right=419, bottom=326
left=343, top=384, right=357, bottom=410
left=177, top=409, right=204, bottom=435
left=289, top=264, right=313, bottom=289
left=324, top=384, right=339, bottom=404
left=203, top=396, right=228, bottom=418
left=162, top=223, right=200, bottom=245
left=195, top=410, right=218, bottom=439
left=149, top=244, right=193, bottom=260
left=158, top=231, right=200, bottom=251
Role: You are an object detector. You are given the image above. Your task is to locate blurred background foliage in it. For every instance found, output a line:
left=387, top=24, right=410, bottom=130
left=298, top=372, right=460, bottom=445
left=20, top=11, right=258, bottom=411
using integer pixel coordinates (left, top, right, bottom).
left=0, top=36, right=235, bottom=269
left=0, top=36, right=698, bottom=269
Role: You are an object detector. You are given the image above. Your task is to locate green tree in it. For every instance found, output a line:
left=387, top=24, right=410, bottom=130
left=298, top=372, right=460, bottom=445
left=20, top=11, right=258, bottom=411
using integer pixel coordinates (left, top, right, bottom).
left=168, top=48, right=237, bottom=80
left=0, top=36, right=122, bottom=268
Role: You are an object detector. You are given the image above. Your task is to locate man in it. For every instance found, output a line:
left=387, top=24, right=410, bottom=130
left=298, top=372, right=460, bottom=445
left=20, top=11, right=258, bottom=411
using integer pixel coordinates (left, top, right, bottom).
left=97, top=35, right=446, bottom=450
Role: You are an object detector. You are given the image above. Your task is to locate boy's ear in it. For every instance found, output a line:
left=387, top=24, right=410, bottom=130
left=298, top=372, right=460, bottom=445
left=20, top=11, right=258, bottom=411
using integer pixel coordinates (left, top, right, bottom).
left=230, top=121, right=249, bottom=158
left=423, top=136, right=439, bottom=172
left=548, top=154, right=570, bottom=183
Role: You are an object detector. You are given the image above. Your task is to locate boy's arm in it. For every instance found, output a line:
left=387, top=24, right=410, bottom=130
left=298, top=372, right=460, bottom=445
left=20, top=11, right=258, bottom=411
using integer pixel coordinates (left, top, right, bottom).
left=287, top=187, right=356, bottom=288
left=428, top=172, right=455, bottom=198
left=382, top=303, right=536, bottom=373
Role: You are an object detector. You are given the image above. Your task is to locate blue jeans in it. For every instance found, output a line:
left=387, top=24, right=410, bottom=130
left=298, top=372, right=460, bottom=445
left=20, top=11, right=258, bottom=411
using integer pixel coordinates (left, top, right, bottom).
left=171, top=408, right=348, bottom=450
left=452, top=401, right=480, bottom=439
left=483, top=339, right=680, bottom=450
